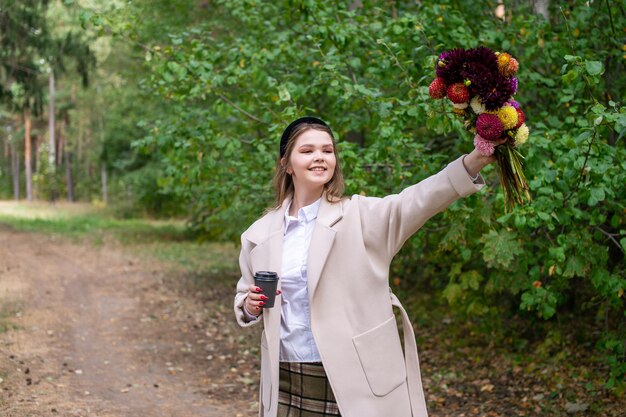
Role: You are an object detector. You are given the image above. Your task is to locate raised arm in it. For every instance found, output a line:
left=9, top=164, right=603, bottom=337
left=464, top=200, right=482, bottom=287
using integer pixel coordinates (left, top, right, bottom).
left=356, top=155, right=486, bottom=261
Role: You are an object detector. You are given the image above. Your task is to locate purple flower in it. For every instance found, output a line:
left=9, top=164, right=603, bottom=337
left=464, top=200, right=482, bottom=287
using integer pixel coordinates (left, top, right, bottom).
left=434, top=47, right=516, bottom=110
left=466, top=47, right=499, bottom=69
left=508, top=99, right=520, bottom=109
left=478, top=74, right=516, bottom=111
left=462, top=61, right=497, bottom=98
left=511, top=77, right=518, bottom=94
left=435, top=48, right=468, bottom=84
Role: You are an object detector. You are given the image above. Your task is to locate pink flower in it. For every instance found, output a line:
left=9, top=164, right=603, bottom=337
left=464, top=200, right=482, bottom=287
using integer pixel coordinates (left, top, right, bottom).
left=476, top=113, right=504, bottom=141
left=474, top=134, right=495, bottom=156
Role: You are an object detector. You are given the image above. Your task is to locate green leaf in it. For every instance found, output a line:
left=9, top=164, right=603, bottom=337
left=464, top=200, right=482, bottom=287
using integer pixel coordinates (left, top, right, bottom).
left=591, top=103, right=606, bottom=114
left=480, top=230, right=524, bottom=270
left=443, top=283, right=463, bottom=305
left=466, top=300, right=489, bottom=316
left=537, top=212, right=551, bottom=221
left=460, top=270, right=483, bottom=291
left=564, top=255, right=587, bottom=278
left=167, top=61, right=187, bottom=79
left=278, top=85, right=291, bottom=102
left=588, top=187, right=605, bottom=206
left=561, top=69, right=578, bottom=84
left=549, top=246, right=566, bottom=263
left=79, top=10, right=94, bottom=28
left=563, top=55, right=579, bottom=62
left=585, top=60, right=603, bottom=76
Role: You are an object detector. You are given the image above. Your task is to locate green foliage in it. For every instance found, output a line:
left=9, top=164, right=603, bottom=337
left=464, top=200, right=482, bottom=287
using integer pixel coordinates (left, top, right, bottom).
left=0, top=0, right=94, bottom=111
left=78, top=0, right=625, bottom=387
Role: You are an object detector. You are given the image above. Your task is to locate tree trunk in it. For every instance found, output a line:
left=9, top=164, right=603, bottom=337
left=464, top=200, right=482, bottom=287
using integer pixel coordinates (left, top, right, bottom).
left=49, top=70, right=55, bottom=171
left=24, top=108, right=33, bottom=202
left=57, top=133, right=64, bottom=167
left=65, top=150, right=74, bottom=202
left=101, top=165, right=108, bottom=204
left=533, top=0, right=550, bottom=20
left=58, top=111, right=69, bottom=166
left=10, top=140, right=19, bottom=200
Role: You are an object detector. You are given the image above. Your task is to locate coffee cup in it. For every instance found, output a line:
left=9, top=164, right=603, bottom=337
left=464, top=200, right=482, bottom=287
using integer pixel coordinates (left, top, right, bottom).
left=254, top=271, right=279, bottom=308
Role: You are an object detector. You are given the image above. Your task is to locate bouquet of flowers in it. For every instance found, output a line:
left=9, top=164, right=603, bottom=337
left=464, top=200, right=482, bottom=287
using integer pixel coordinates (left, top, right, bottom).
left=428, top=46, right=531, bottom=210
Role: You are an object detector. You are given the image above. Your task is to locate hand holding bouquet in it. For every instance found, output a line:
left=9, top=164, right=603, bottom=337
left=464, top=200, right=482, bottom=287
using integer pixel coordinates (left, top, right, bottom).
left=428, top=47, right=531, bottom=210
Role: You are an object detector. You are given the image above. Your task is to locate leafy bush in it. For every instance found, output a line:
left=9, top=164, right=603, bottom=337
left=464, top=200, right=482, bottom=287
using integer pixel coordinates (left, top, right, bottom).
left=94, top=0, right=624, bottom=385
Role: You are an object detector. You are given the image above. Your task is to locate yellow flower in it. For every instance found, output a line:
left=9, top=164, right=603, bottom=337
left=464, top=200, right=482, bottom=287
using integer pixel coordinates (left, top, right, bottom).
left=515, top=123, right=530, bottom=145
left=498, top=106, right=518, bottom=130
left=497, top=52, right=511, bottom=69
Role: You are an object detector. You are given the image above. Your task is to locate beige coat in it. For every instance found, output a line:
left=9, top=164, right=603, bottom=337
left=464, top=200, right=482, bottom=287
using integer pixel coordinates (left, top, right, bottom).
left=234, top=155, right=484, bottom=417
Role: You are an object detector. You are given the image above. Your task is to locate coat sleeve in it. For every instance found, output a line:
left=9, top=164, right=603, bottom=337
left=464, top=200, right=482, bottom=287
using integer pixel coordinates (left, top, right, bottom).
left=355, top=155, right=484, bottom=260
left=234, top=234, right=264, bottom=328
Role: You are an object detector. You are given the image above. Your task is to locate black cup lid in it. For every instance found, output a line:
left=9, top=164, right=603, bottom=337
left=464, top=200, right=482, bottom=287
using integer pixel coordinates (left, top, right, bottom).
left=255, top=271, right=278, bottom=280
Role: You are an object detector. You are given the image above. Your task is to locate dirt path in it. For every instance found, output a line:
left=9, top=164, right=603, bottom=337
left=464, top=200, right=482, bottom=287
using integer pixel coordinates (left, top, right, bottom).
left=1, top=224, right=623, bottom=417
left=0, top=227, right=260, bottom=417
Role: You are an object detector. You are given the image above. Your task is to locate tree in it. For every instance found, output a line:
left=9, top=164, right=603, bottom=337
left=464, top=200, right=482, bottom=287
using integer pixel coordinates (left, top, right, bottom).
left=0, top=0, right=50, bottom=200
left=88, top=0, right=624, bottom=385
left=0, top=0, right=93, bottom=201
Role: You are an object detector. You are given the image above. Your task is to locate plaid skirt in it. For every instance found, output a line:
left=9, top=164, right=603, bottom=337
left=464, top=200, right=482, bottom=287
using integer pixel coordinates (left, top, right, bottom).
left=278, top=362, right=341, bottom=417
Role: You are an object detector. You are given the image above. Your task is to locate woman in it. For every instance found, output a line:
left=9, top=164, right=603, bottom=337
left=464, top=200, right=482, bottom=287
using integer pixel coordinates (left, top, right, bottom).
left=234, top=117, right=497, bottom=417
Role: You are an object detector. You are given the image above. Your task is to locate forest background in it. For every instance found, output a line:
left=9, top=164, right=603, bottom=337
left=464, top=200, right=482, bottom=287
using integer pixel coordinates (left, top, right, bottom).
left=0, top=0, right=624, bottom=410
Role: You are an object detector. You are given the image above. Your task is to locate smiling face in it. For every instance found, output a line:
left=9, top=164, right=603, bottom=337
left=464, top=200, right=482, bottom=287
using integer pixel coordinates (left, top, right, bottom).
left=284, top=128, right=337, bottom=196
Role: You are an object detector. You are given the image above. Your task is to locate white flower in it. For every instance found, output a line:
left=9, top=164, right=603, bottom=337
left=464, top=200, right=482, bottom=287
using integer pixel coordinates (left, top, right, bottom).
left=470, top=96, right=486, bottom=114
left=453, top=102, right=468, bottom=109
left=515, top=123, right=530, bottom=146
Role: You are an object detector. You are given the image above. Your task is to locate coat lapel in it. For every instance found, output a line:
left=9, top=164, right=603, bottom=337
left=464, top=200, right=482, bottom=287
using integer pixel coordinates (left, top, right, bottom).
left=246, top=199, right=287, bottom=366
left=307, top=197, right=343, bottom=301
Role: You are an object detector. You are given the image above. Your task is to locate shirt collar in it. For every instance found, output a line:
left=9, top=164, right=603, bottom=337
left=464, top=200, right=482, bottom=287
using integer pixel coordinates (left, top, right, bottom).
left=284, top=197, right=322, bottom=225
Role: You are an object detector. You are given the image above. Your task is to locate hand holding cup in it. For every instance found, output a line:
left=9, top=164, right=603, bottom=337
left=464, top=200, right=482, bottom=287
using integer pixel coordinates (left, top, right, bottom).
left=245, top=271, right=281, bottom=316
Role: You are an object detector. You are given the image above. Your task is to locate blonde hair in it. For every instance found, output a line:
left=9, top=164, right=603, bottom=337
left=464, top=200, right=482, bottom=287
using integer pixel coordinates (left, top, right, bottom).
left=273, top=123, right=344, bottom=207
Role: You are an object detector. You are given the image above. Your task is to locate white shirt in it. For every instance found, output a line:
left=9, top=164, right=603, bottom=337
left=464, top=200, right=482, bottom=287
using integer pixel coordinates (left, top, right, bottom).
left=278, top=198, right=322, bottom=362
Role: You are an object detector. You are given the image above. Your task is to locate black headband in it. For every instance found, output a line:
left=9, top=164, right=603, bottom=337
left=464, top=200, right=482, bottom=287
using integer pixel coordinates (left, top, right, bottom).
left=279, top=116, right=329, bottom=157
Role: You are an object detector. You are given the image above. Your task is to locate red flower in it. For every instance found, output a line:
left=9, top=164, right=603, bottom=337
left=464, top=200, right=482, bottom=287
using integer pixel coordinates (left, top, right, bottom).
left=429, top=77, right=447, bottom=99
left=447, top=83, right=470, bottom=104
left=515, top=108, right=525, bottom=128
left=476, top=113, right=504, bottom=141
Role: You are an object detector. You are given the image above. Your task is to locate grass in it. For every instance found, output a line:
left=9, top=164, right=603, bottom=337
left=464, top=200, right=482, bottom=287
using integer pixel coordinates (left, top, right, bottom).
left=0, top=316, right=18, bottom=334
left=0, top=201, right=186, bottom=240
left=0, top=302, right=20, bottom=334
left=0, top=200, right=239, bottom=275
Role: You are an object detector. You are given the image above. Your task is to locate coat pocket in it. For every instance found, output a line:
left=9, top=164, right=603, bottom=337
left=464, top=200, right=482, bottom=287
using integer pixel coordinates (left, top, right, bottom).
left=352, top=316, right=407, bottom=397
